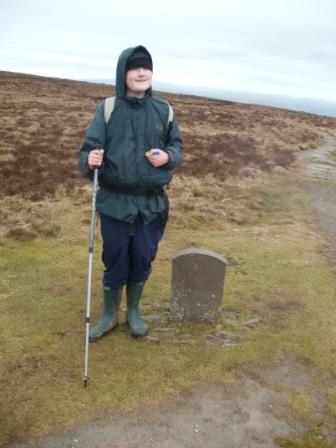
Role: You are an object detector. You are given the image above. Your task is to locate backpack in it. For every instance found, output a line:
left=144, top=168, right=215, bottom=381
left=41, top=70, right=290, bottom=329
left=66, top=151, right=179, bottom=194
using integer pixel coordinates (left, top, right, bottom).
left=103, top=96, right=174, bottom=126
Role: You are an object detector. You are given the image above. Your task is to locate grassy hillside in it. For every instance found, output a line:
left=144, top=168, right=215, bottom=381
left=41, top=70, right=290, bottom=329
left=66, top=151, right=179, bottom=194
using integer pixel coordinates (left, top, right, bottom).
left=1, top=70, right=335, bottom=240
left=1, top=70, right=336, bottom=198
left=1, top=72, right=336, bottom=447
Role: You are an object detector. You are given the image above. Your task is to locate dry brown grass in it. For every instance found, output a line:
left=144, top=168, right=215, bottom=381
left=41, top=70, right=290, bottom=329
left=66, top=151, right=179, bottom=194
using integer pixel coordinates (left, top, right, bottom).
left=1, top=71, right=335, bottom=198
left=0, top=70, right=336, bottom=240
left=173, top=96, right=333, bottom=179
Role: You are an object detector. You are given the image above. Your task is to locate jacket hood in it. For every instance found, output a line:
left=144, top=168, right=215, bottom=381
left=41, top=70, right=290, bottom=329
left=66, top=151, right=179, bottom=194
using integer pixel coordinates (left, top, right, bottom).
left=115, top=45, right=153, bottom=98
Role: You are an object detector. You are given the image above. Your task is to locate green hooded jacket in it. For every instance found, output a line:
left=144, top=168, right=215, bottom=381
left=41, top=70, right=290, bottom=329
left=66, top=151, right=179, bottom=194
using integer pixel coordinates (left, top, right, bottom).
left=79, top=45, right=183, bottom=224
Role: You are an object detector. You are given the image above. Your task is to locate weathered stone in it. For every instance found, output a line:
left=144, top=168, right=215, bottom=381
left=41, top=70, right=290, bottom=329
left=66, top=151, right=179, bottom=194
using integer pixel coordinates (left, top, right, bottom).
left=222, top=310, right=239, bottom=321
left=243, top=318, right=260, bottom=327
left=157, top=327, right=174, bottom=333
left=216, top=330, right=233, bottom=338
left=156, top=328, right=175, bottom=338
left=145, top=336, right=161, bottom=343
left=170, top=247, right=227, bottom=324
left=222, top=340, right=240, bottom=348
left=204, top=332, right=239, bottom=348
left=205, top=334, right=216, bottom=343
left=143, top=314, right=164, bottom=323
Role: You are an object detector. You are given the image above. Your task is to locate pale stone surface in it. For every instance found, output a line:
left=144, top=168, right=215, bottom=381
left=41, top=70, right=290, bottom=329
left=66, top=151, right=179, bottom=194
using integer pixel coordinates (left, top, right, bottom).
left=170, top=247, right=227, bottom=323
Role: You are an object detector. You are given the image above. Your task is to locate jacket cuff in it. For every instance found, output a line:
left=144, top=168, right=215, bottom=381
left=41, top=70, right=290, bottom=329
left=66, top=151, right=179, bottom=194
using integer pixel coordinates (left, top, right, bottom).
left=162, top=149, right=175, bottom=169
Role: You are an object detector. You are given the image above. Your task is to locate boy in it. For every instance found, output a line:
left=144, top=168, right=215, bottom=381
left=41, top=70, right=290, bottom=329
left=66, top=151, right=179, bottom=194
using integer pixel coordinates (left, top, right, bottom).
left=79, top=45, right=183, bottom=340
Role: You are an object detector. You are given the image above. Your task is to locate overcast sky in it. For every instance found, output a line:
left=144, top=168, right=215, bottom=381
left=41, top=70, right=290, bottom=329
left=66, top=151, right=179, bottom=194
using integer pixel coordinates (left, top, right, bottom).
left=1, top=0, right=335, bottom=101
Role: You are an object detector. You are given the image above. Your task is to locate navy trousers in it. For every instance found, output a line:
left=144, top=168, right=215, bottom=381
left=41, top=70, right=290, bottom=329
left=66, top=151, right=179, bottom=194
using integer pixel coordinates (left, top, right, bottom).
left=99, top=210, right=168, bottom=288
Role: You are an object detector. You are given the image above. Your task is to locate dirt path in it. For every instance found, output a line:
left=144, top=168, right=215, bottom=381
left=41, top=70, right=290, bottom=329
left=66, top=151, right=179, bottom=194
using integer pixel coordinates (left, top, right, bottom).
left=14, top=135, right=336, bottom=448
left=31, top=377, right=294, bottom=448
left=16, top=358, right=316, bottom=448
left=303, top=132, right=336, bottom=261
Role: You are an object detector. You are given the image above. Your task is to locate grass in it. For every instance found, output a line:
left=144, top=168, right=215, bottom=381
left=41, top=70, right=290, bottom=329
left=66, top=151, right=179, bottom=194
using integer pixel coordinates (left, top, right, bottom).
left=1, top=72, right=336, bottom=446
left=1, top=169, right=336, bottom=446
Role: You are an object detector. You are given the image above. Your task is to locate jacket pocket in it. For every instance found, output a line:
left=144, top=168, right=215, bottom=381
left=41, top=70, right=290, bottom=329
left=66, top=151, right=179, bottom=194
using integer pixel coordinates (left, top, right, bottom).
left=146, top=165, right=172, bottom=187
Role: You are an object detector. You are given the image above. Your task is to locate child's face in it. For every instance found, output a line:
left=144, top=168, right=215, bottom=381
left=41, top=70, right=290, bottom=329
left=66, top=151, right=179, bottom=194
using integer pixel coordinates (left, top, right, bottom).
left=126, top=67, right=152, bottom=98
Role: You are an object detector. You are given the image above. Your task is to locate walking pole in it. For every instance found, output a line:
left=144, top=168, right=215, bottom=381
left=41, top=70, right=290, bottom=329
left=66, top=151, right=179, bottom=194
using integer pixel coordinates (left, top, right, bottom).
left=83, top=167, right=99, bottom=387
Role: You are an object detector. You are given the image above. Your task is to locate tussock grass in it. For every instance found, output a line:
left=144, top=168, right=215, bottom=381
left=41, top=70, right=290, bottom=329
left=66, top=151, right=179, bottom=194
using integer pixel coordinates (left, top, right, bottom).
left=1, top=71, right=335, bottom=204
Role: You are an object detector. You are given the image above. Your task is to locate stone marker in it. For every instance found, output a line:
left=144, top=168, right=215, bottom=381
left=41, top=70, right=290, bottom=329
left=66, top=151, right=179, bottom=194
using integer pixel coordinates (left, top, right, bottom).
left=170, top=247, right=227, bottom=323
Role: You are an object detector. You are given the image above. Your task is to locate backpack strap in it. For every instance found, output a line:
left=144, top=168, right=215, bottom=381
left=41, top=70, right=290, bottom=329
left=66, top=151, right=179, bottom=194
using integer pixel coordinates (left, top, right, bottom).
left=167, top=102, right=174, bottom=126
left=104, top=96, right=116, bottom=124
left=104, top=96, right=174, bottom=126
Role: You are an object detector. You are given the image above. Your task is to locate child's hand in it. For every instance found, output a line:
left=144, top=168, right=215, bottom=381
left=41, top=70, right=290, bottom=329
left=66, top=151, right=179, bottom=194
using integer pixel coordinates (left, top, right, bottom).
left=88, top=149, right=104, bottom=169
left=145, top=149, right=169, bottom=167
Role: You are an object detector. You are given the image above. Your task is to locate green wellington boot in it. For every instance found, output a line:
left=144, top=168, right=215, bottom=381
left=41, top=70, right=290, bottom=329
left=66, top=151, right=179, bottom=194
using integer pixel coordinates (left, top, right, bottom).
left=126, top=282, right=148, bottom=337
left=89, top=286, right=122, bottom=342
